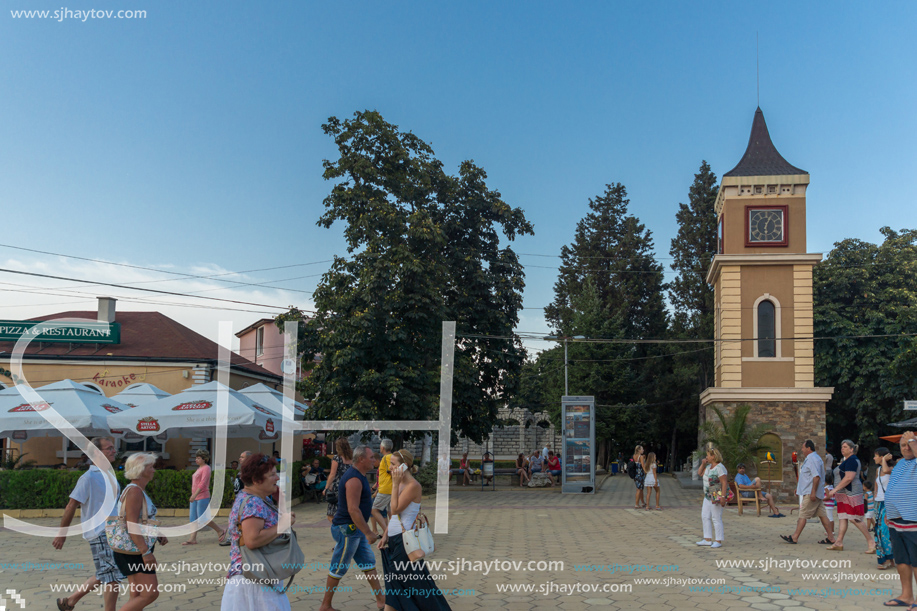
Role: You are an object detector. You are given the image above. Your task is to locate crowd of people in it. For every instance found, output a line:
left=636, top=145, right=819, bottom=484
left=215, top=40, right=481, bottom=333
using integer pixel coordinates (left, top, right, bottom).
left=51, top=437, right=452, bottom=611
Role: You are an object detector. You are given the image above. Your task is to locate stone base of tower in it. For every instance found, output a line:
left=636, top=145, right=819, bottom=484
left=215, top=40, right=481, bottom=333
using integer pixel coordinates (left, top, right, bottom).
left=699, top=387, right=833, bottom=501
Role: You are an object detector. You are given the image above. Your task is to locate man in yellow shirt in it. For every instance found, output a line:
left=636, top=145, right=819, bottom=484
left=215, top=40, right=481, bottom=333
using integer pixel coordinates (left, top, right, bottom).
left=370, top=438, right=393, bottom=535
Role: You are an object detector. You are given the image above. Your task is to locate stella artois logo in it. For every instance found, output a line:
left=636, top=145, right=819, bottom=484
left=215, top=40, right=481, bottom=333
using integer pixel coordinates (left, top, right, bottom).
left=101, top=404, right=122, bottom=414
left=251, top=404, right=273, bottom=415
left=136, top=416, right=160, bottom=432
left=172, top=400, right=212, bottom=411
left=9, top=402, right=51, bottom=412
left=265, top=418, right=275, bottom=433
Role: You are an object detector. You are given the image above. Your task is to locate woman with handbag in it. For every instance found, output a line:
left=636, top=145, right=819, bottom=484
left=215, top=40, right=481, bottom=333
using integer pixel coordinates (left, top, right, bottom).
left=324, top=438, right=353, bottom=523
left=696, top=448, right=728, bottom=549
left=378, top=449, right=452, bottom=611
left=110, top=453, right=167, bottom=611
left=221, top=453, right=297, bottom=610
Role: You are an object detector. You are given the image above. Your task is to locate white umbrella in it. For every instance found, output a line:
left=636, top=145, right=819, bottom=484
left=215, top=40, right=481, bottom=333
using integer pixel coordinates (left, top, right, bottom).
left=111, top=383, right=171, bottom=407
left=0, top=380, right=132, bottom=440
left=239, top=383, right=309, bottom=420
left=106, top=381, right=301, bottom=441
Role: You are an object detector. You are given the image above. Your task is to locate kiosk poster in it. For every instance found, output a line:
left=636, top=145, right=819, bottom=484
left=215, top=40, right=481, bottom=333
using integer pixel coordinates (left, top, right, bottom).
left=560, top=396, right=595, bottom=493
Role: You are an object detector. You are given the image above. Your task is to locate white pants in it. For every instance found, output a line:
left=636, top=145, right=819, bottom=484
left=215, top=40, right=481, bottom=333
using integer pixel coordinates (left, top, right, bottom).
left=701, top=498, right=724, bottom=542
left=220, top=574, right=291, bottom=611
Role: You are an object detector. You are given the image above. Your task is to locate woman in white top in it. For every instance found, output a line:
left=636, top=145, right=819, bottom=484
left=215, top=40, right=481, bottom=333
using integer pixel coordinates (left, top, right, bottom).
left=873, top=447, right=895, bottom=570
left=697, top=448, right=728, bottom=548
left=377, top=449, right=451, bottom=611
left=642, top=451, right=661, bottom=510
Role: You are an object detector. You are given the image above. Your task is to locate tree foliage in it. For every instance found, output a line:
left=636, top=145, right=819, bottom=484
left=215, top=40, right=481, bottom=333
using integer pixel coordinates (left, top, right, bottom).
left=814, top=227, right=917, bottom=450
left=282, top=111, right=532, bottom=444
left=663, top=161, right=719, bottom=465
left=533, top=184, right=668, bottom=461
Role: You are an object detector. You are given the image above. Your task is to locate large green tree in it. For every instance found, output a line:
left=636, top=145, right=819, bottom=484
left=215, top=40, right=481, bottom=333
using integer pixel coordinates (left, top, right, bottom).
left=539, top=184, right=668, bottom=462
left=814, top=227, right=917, bottom=450
left=664, top=161, right=719, bottom=466
left=284, top=111, right=533, bottom=444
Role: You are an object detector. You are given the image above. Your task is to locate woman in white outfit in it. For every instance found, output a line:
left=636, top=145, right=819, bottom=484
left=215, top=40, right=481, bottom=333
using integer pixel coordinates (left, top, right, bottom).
left=378, top=449, right=451, bottom=611
left=697, top=448, right=728, bottom=548
left=642, top=451, right=661, bottom=510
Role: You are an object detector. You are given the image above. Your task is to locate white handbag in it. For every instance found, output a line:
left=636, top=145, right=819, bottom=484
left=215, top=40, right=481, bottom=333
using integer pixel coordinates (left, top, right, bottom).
left=400, top=512, right=434, bottom=562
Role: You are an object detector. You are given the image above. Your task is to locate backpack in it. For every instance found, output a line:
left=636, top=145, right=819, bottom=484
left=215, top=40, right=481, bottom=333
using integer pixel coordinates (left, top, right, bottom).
left=627, top=459, right=637, bottom=479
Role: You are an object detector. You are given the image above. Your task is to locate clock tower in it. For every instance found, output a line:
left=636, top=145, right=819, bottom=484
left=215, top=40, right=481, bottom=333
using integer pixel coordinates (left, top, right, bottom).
left=700, top=108, right=833, bottom=497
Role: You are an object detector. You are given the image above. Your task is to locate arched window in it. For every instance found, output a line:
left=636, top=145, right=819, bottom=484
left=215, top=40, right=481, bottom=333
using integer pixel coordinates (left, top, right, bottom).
left=752, top=293, right=782, bottom=358
left=757, top=300, right=776, bottom=357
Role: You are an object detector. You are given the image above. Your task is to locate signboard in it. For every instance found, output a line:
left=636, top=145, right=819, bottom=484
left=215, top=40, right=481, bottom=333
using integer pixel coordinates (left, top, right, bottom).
left=905, top=401, right=917, bottom=411
left=0, top=320, right=121, bottom=344
left=561, top=395, right=595, bottom=494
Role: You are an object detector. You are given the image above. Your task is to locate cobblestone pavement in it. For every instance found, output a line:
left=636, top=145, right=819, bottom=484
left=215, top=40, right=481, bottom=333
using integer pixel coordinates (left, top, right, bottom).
left=0, top=475, right=900, bottom=610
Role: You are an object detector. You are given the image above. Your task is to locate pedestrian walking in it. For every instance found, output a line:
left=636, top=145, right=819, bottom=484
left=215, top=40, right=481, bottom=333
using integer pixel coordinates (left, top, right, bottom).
left=378, top=449, right=452, bottom=610
left=319, top=444, right=386, bottom=611
left=633, top=445, right=646, bottom=509
left=781, top=440, right=835, bottom=545
left=112, top=453, right=167, bottom=611
left=53, top=437, right=122, bottom=611
left=220, top=453, right=297, bottom=610
left=643, top=451, right=661, bottom=510
left=324, top=438, right=352, bottom=523
left=370, top=439, right=394, bottom=535
left=882, top=431, right=917, bottom=608
left=184, top=450, right=227, bottom=546
left=824, top=440, right=873, bottom=552
left=697, top=448, right=727, bottom=548
left=873, top=447, right=895, bottom=570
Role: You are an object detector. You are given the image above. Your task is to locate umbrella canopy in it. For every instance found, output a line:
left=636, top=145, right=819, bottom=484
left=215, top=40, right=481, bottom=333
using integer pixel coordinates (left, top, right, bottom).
left=880, top=435, right=903, bottom=443
left=888, top=416, right=917, bottom=429
left=0, top=380, right=132, bottom=440
left=106, top=381, right=301, bottom=440
left=111, top=383, right=171, bottom=407
left=239, top=383, right=308, bottom=420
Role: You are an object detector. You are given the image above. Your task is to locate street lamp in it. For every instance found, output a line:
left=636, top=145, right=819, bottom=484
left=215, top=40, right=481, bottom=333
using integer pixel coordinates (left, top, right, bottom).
left=543, top=335, right=586, bottom=396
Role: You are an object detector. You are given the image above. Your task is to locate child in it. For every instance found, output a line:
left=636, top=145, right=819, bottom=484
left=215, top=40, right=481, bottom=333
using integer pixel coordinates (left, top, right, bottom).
left=863, top=480, right=875, bottom=532
left=824, top=468, right=836, bottom=536
left=643, top=452, right=661, bottom=510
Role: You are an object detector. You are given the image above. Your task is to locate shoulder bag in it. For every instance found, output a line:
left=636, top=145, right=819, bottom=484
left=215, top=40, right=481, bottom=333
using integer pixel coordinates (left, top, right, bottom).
left=239, top=504, right=305, bottom=593
left=400, top=512, right=434, bottom=562
left=105, top=485, right=159, bottom=554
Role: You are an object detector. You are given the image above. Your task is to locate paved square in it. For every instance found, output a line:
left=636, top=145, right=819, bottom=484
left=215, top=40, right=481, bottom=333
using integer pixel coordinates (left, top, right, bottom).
left=0, top=475, right=898, bottom=610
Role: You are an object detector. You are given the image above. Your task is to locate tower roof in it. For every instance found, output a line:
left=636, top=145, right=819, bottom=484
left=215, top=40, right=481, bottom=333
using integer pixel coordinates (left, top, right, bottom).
left=724, top=107, right=807, bottom=177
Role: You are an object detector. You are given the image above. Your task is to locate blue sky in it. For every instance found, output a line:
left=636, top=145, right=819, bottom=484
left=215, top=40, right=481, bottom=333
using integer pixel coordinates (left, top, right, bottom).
left=1, top=1, right=915, bottom=350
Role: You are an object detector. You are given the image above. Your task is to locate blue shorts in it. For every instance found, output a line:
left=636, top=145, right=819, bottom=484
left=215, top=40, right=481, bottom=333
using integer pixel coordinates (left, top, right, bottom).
left=531, top=467, right=542, bottom=473
left=189, top=498, right=210, bottom=523
left=549, top=470, right=561, bottom=476
left=329, top=524, right=376, bottom=578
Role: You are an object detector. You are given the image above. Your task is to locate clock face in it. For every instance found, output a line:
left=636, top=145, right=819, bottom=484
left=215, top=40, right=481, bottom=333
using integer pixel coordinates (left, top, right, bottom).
left=748, top=209, right=785, bottom=243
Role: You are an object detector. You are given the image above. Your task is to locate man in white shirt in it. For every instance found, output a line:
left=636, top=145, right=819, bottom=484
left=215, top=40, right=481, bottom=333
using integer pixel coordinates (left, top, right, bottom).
left=542, top=444, right=550, bottom=462
left=782, top=439, right=836, bottom=545
left=52, top=437, right=122, bottom=611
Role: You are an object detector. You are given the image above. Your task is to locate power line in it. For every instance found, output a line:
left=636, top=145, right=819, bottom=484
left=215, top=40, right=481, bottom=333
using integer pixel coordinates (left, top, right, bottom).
left=0, top=268, right=302, bottom=311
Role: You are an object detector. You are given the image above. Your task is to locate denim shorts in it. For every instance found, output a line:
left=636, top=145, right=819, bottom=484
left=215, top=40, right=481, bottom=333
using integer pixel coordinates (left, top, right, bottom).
left=189, top=498, right=210, bottom=523
left=329, top=524, right=376, bottom=578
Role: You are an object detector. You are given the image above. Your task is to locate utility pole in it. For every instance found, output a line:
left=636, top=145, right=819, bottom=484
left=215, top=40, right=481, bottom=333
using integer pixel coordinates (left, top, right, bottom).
left=543, top=335, right=586, bottom=396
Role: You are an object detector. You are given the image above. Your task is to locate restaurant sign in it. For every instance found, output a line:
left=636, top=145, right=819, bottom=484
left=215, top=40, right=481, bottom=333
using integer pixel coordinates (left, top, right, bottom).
left=0, top=320, right=121, bottom=344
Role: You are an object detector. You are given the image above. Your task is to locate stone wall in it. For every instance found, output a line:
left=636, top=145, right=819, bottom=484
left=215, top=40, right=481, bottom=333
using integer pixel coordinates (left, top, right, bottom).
left=341, top=406, right=559, bottom=462
left=703, top=400, right=826, bottom=500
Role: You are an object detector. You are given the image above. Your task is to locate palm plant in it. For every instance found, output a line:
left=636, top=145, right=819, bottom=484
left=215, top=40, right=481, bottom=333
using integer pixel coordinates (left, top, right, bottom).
left=1, top=451, right=36, bottom=470
left=699, top=404, right=771, bottom=477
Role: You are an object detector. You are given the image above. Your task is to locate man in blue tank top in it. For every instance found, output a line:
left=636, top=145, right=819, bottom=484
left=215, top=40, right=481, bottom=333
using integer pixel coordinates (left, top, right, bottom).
left=320, top=444, right=385, bottom=611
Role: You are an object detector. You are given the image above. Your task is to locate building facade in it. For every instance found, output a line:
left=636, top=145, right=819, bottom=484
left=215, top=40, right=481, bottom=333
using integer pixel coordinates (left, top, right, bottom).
left=0, top=298, right=283, bottom=468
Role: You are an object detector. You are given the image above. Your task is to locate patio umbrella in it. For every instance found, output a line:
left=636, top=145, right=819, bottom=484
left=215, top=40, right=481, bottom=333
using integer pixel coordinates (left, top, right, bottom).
left=239, top=383, right=309, bottom=420
left=0, top=380, right=132, bottom=440
left=880, top=435, right=903, bottom=443
left=888, top=416, right=917, bottom=429
left=106, top=381, right=301, bottom=441
left=111, top=383, right=171, bottom=408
